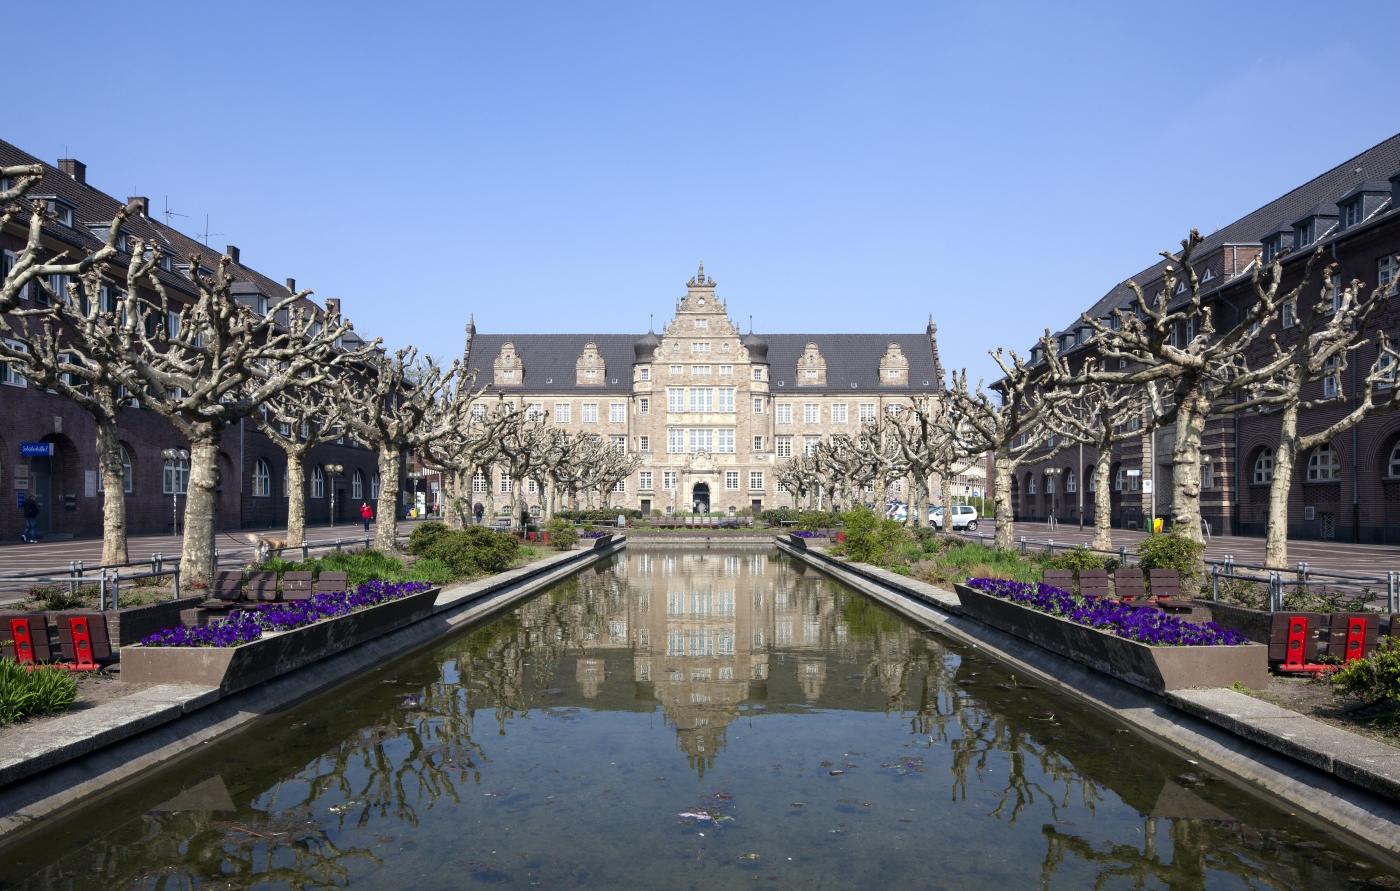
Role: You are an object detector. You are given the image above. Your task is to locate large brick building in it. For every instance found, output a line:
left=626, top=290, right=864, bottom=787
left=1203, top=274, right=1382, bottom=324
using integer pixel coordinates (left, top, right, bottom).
left=0, top=139, right=387, bottom=542
left=463, top=265, right=946, bottom=515
left=1009, top=132, right=1400, bottom=544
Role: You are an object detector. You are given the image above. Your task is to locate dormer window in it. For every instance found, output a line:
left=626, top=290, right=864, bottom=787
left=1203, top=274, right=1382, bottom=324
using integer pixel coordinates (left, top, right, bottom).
left=1341, top=199, right=1361, bottom=229
left=44, top=199, right=73, bottom=227
left=1263, top=233, right=1290, bottom=263
left=1294, top=221, right=1313, bottom=249
left=160, top=253, right=173, bottom=272
left=1201, top=267, right=1215, bottom=283
left=1174, top=280, right=1186, bottom=295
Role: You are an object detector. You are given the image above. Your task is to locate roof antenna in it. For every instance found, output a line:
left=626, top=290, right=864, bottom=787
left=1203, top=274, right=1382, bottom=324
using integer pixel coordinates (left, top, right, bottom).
left=198, top=214, right=224, bottom=246
left=161, top=196, right=186, bottom=226
left=748, top=314, right=753, bottom=334
left=648, top=312, right=654, bottom=332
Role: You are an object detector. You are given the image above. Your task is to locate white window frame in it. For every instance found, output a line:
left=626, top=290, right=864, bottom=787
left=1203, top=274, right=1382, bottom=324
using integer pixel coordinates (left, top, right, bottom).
left=749, top=471, right=764, bottom=491
left=776, top=403, right=792, bottom=424
left=718, top=364, right=732, bottom=376
left=352, top=469, right=364, bottom=500
left=667, top=387, right=684, bottom=413
left=663, top=471, right=677, bottom=491
left=752, top=435, right=764, bottom=451
left=554, top=402, right=572, bottom=423
left=858, top=403, right=876, bottom=423
left=725, top=471, right=740, bottom=491
left=776, top=435, right=793, bottom=458
left=639, top=397, right=649, bottom=415
left=163, top=455, right=190, bottom=495
left=1, top=339, right=28, bottom=387
left=252, top=458, right=272, bottom=497
left=667, top=428, right=684, bottom=454
left=581, top=403, right=598, bottom=423
left=311, top=465, right=325, bottom=498
left=610, top=402, right=626, bottom=424
left=639, top=470, right=653, bottom=490
left=804, top=403, right=819, bottom=424
left=370, top=474, right=380, bottom=499
left=831, top=403, right=848, bottom=423
left=1306, top=443, right=1340, bottom=482
left=1253, top=448, right=1274, bottom=484
left=639, top=435, right=650, bottom=452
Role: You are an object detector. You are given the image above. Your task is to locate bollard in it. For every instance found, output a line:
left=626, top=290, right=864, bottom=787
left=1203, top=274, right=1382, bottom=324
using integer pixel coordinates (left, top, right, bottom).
left=1047, top=539, right=1055, bottom=553
left=1388, top=570, right=1398, bottom=615
left=69, top=561, right=78, bottom=597
left=1118, top=545, right=1127, bottom=566
left=302, top=544, right=310, bottom=561
left=1297, top=561, right=1308, bottom=585
left=1019, top=536, right=1027, bottom=554
left=1268, top=572, right=1283, bottom=612
left=173, top=566, right=181, bottom=600
left=335, top=538, right=342, bottom=552
left=110, top=568, right=120, bottom=611
left=98, top=569, right=107, bottom=612
left=1211, top=565, right=1220, bottom=601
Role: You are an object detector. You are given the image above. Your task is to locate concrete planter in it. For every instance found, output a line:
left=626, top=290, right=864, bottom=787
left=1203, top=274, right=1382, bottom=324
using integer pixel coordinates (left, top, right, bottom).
left=591, top=533, right=615, bottom=550
left=45, top=596, right=205, bottom=649
left=119, top=586, right=440, bottom=694
left=953, top=583, right=1268, bottom=693
left=786, top=533, right=809, bottom=551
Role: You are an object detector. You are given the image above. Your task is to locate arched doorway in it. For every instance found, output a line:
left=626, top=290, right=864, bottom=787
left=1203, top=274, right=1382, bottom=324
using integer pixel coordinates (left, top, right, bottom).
left=32, top=433, right=80, bottom=536
left=692, top=482, right=710, bottom=513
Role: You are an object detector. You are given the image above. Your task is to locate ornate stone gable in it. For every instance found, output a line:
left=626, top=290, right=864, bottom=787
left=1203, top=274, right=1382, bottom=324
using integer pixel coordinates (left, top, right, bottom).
left=879, top=342, right=909, bottom=385
left=493, top=342, right=523, bottom=387
left=796, top=342, right=827, bottom=386
left=576, top=341, right=606, bottom=386
left=658, top=263, right=742, bottom=361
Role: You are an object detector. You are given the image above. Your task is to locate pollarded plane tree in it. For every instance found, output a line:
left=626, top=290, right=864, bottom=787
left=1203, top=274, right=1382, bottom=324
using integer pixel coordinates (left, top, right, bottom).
left=902, top=399, right=983, bottom=533
left=844, top=416, right=909, bottom=512
left=810, top=432, right=873, bottom=510
left=776, top=454, right=821, bottom=509
left=250, top=373, right=353, bottom=547
left=577, top=433, right=643, bottom=511
left=122, top=247, right=375, bottom=583
left=1039, top=365, right=1145, bottom=551
left=1218, top=255, right=1400, bottom=568
left=493, top=407, right=555, bottom=528
left=948, top=350, right=1052, bottom=550
left=430, top=402, right=521, bottom=528
left=1069, top=230, right=1319, bottom=551
left=340, top=343, right=477, bottom=552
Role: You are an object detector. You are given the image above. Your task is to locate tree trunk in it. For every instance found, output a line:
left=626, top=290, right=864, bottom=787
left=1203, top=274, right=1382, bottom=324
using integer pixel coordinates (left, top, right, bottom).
left=284, top=450, right=307, bottom=547
left=939, top=472, right=953, bottom=533
left=375, top=445, right=401, bottom=551
left=1264, top=403, right=1300, bottom=569
left=1169, top=391, right=1207, bottom=546
left=993, top=452, right=1015, bottom=550
left=180, top=433, right=221, bottom=587
left=94, top=419, right=129, bottom=566
left=905, top=474, right=916, bottom=527
left=1092, top=449, right=1114, bottom=551
left=914, top=475, right=928, bottom=529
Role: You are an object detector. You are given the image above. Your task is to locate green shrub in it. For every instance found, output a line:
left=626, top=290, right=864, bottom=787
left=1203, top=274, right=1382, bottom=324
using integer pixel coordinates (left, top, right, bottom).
left=421, top=527, right=521, bottom=576
left=1136, top=533, right=1204, bottom=592
left=1046, top=547, right=1109, bottom=571
left=25, top=585, right=92, bottom=611
left=403, top=558, right=456, bottom=585
left=407, top=521, right=452, bottom=556
left=1332, top=636, right=1400, bottom=705
left=839, top=507, right=881, bottom=562
left=0, top=659, right=78, bottom=725
left=796, top=511, right=840, bottom=532
left=546, top=517, right=579, bottom=551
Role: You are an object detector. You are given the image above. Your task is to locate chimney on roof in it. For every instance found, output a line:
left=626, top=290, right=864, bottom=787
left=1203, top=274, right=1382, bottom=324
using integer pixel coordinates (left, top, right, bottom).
left=324, top=297, right=341, bottom=317
left=225, top=244, right=240, bottom=264
left=57, top=158, right=86, bottom=184
left=127, top=196, right=149, bottom=216
left=285, top=277, right=296, bottom=293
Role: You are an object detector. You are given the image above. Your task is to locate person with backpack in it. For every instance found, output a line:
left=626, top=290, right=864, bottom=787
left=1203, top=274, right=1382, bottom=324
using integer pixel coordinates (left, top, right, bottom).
left=21, top=496, right=40, bottom=543
left=359, top=501, right=373, bottom=532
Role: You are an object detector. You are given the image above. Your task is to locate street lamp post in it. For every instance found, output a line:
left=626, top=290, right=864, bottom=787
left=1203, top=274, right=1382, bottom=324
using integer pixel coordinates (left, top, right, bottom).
left=1044, top=467, right=1061, bottom=528
left=326, top=463, right=344, bottom=527
left=161, top=448, right=189, bottom=537
left=1077, top=442, right=1084, bottom=531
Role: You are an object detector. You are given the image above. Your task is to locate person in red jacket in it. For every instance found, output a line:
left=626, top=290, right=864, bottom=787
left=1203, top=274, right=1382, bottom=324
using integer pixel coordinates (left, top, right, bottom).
left=359, top=502, right=373, bottom=532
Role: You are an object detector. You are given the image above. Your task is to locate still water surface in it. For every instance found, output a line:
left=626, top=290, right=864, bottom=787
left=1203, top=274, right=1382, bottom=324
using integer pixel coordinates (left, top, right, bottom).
left=3, top=546, right=1397, bottom=889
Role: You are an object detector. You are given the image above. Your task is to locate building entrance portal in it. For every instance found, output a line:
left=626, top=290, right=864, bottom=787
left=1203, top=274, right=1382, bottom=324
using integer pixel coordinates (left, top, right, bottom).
left=692, top=483, right=710, bottom=513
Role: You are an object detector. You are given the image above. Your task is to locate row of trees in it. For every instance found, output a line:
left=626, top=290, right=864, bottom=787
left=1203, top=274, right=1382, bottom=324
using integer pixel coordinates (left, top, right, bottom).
left=952, top=230, right=1400, bottom=569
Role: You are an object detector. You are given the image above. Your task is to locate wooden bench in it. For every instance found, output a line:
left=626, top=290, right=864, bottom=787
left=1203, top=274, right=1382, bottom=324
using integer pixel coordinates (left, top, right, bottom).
left=2, top=612, right=54, bottom=664
left=282, top=571, right=315, bottom=601
left=314, top=571, right=349, bottom=595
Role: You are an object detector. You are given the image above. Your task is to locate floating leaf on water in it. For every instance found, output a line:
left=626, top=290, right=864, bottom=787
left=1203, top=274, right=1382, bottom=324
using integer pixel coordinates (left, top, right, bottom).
left=739, top=852, right=761, bottom=862
left=828, top=769, right=845, bottom=776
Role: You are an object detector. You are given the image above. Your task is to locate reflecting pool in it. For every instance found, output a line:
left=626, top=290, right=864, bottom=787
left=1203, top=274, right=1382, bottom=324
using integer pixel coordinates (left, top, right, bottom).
left=3, top=546, right=1396, bottom=889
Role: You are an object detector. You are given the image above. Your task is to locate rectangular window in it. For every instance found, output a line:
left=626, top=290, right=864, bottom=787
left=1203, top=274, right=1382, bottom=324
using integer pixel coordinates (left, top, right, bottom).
left=639, top=471, right=653, bottom=490
left=611, top=435, right=626, bottom=455
left=613, top=479, right=626, bottom=493
left=752, top=396, right=764, bottom=414
left=804, top=435, right=819, bottom=456
left=1, top=339, right=28, bottom=387
left=639, top=366, right=651, bottom=381
left=472, top=470, right=488, bottom=493
left=667, top=428, right=684, bottom=454
left=752, top=367, right=763, bottom=381
left=858, top=403, right=876, bottom=422
left=499, top=477, right=513, bottom=494
left=752, top=435, right=764, bottom=451
left=1282, top=299, right=1296, bottom=329
left=804, top=403, right=819, bottom=424
left=776, top=403, right=792, bottom=424
left=831, top=403, right=848, bottom=423
left=667, top=387, right=684, bottom=412
left=776, top=435, right=793, bottom=458
left=689, top=387, right=713, bottom=412
left=718, top=364, right=732, bottom=376
left=582, top=403, right=598, bottom=423
left=694, top=318, right=708, bottom=329
left=610, top=402, right=626, bottom=423
left=163, top=458, right=189, bottom=495
left=688, top=428, right=713, bottom=453
left=471, top=403, right=487, bottom=420
left=749, top=471, right=764, bottom=491
left=691, top=342, right=710, bottom=354
left=692, top=364, right=711, bottom=376
left=1201, top=462, right=1214, bottom=490
left=1342, top=201, right=1360, bottom=228
left=1323, top=357, right=1339, bottom=399
left=639, top=435, right=650, bottom=452
left=717, top=387, right=735, bottom=412
left=725, top=471, right=740, bottom=490
left=639, top=396, right=649, bottom=415
left=663, top=471, right=676, bottom=490
left=670, top=364, right=683, bottom=375
left=717, top=429, right=735, bottom=453
left=554, top=402, right=572, bottom=423
left=527, top=402, right=544, bottom=421
left=1380, top=256, right=1397, bottom=294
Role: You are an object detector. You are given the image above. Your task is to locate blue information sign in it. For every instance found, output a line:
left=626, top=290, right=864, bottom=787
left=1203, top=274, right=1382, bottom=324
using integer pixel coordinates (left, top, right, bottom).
left=19, top=442, right=53, bottom=457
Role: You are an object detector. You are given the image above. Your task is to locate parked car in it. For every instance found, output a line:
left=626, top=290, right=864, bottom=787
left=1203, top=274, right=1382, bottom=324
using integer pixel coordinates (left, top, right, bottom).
left=930, top=505, right=979, bottom=531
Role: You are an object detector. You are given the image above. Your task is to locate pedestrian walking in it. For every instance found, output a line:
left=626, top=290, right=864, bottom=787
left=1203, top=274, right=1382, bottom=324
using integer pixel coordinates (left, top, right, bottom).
left=21, top=496, right=40, bottom=543
left=359, top=501, right=373, bottom=532
left=473, top=502, right=485, bottom=525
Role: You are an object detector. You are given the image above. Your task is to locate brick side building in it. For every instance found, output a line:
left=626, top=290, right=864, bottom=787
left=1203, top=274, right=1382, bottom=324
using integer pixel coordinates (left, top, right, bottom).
left=0, top=139, right=389, bottom=542
left=1006, top=133, right=1400, bottom=544
left=463, top=265, right=946, bottom=515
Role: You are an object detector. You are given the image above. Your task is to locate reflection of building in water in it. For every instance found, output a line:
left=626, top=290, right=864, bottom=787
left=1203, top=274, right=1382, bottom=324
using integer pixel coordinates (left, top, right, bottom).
left=502, top=547, right=931, bottom=775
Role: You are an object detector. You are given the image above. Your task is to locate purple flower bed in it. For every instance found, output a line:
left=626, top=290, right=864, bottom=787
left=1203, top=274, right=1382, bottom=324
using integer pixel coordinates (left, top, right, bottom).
left=964, top=578, right=1249, bottom=647
left=579, top=530, right=610, bottom=539
left=792, top=530, right=821, bottom=538
left=139, top=580, right=433, bottom=648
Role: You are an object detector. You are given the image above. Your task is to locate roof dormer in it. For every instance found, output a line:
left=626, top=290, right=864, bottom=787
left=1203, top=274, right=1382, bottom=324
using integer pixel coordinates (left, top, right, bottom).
left=33, top=195, right=74, bottom=227
left=493, top=342, right=523, bottom=387
left=575, top=341, right=606, bottom=386
left=878, top=342, right=909, bottom=385
left=230, top=281, right=270, bottom=316
left=1291, top=202, right=1338, bottom=250
left=796, top=342, right=827, bottom=386
left=1337, top=181, right=1390, bottom=229
left=1262, top=224, right=1295, bottom=263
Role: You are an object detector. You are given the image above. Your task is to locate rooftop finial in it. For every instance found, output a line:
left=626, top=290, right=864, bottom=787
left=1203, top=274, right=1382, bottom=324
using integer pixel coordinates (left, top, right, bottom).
left=648, top=312, right=654, bottom=333
left=688, top=261, right=713, bottom=288
left=748, top=314, right=753, bottom=334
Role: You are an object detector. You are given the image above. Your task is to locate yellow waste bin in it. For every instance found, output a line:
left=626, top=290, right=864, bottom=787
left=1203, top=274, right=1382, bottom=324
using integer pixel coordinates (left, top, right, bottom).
left=1152, top=517, right=1163, bottom=534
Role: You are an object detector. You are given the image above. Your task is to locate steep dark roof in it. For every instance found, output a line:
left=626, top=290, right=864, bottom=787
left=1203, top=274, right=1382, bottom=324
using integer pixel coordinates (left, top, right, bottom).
left=467, top=332, right=943, bottom=394
left=1067, top=132, right=1400, bottom=335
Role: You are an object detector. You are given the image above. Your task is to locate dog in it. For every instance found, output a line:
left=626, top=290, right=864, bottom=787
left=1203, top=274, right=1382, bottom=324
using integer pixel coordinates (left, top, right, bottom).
left=247, top=532, right=288, bottom=565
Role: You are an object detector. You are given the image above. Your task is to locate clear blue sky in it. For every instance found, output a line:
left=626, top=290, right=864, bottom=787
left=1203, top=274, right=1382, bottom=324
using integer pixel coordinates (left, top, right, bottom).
left=12, top=1, right=1400, bottom=385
